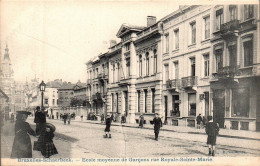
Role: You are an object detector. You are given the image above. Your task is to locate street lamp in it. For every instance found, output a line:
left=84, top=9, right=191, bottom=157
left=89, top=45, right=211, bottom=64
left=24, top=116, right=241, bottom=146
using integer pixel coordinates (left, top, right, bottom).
left=39, top=80, right=46, bottom=111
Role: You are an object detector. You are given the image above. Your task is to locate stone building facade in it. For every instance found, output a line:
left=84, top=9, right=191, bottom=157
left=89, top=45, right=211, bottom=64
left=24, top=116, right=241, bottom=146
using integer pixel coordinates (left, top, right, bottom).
left=85, top=5, right=259, bottom=131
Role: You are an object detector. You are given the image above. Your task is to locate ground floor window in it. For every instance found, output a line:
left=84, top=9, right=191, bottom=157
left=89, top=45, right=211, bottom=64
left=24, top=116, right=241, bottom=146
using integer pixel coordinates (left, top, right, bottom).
left=232, top=88, right=250, bottom=117
left=188, top=93, right=196, bottom=116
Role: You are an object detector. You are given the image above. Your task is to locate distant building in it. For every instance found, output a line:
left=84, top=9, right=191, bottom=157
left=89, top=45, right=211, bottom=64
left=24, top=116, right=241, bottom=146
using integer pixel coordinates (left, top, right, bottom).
left=57, top=83, right=75, bottom=108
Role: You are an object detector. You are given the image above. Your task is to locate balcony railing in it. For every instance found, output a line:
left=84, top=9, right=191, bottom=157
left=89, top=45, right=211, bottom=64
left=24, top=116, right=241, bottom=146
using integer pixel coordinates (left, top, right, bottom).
left=97, top=71, right=108, bottom=80
left=217, top=66, right=239, bottom=78
left=181, top=76, right=197, bottom=88
left=166, top=79, right=180, bottom=89
left=91, top=93, right=102, bottom=101
left=87, top=79, right=92, bottom=84
left=220, top=20, right=240, bottom=35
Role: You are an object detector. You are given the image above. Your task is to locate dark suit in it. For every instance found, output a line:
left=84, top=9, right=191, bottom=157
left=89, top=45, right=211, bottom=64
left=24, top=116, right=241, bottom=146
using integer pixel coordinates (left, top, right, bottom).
left=153, top=117, right=162, bottom=140
left=34, top=111, right=46, bottom=135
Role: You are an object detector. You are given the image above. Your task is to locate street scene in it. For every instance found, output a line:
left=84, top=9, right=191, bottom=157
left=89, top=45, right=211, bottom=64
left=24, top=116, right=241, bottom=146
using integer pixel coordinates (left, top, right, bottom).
left=1, top=1, right=260, bottom=165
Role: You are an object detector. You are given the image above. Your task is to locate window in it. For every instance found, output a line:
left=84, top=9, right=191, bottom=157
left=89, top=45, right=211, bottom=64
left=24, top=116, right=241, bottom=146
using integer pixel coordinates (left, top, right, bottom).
left=111, top=93, right=114, bottom=112
left=232, top=88, right=249, bottom=117
left=204, top=54, right=210, bottom=77
left=144, top=89, right=148, bottom=113
left=152, top=89, right=155, bottom=113
left=244, top=5, right=254, bottom=20
left=204, top=16, right=210, bottom=39
left=137, top=90, right=141, bottom=112
left=216, top=9, right=223, bottom=31
left=174, top=29, right=179, bottom=49
left=125, top=43, right=130, bottom=51
left=116, top=93, right=119, bottom=113
left=243, top=40, right=253, bottom=67
left=174, top=61, right=179, bottom=79
left=126, top=58, right=130, bottom=77
left=146, top=52, right=149, bottom=76
left=164, top=64, right=169, bottom=81
left=45, top=99, right=48, bottom=105
left=229, top=5, right=237, bottom=21
left=117, top=62, right=120, bottom=81
left=52, top=99, right=55, bottom=105
left=165, top=34, right=169, bottom=53
left=139, top=55, right=142, bottom=77
left=154, top=50, right=157, bottom=73
left=188, top=93, right=196, bottom=116
left=228, top=44, right=237, bottom=67
left=190, top=22, right=196, bottom=44
left=215, top=50, right=223, bottom=72
left=190, top=58, right=196, bottom=76
left=113, top=64, right=116, bottom=83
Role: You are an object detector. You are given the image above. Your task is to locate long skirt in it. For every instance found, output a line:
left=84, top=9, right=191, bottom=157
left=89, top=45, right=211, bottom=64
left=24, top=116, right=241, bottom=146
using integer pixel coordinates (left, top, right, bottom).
left=207, top=135, right=217, bottom=145
left=11, top=133, right=32, bottom=158
left=105, top=124, right=110, bottom=132
left=41, top=142, right=58, bottom=158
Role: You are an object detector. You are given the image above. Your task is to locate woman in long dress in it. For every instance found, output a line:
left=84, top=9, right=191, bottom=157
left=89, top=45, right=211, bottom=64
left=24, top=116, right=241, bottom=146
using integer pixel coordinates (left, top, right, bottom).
left=11, top=111, right=36, bottom=158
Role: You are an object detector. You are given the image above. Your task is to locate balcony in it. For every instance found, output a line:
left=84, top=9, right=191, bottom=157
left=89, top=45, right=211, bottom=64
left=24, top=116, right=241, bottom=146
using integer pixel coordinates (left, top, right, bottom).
left=220, top=20, right=240, bottom=38
left=217, top=66, right=239, bottom=78
left=166, top=79, right=180, bottom=90
left=87, top=79, right=92, bottom=85
left=97, top=71, right=108, bottom=81
left=181, top=76, right=197, bottom=88
left=92, top=93, right=102, bottom=101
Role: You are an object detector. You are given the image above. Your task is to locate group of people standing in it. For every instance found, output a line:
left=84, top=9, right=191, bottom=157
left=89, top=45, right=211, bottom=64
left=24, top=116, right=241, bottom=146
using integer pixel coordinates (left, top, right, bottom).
left=11, top=106, right=58, bottom=158
left=61, top=113, right=72, bottom=125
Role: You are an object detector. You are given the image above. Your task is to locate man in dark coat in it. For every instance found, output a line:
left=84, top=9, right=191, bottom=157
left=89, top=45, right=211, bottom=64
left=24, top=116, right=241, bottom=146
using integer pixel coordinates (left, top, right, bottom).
left=63, top=113, right=68, bottom=125
left=104, top=114, right=112, bottom=138
left=205, top=115, right=219, bottom=156
left=196, top=114, right=202, bottom=129
left=34, top=106, right=46, bottom=136
left=153, top=113, right=162, bottom=141
left=11, top=111, right=36, bottom=158
left=139, top=114, right=144, bottom=128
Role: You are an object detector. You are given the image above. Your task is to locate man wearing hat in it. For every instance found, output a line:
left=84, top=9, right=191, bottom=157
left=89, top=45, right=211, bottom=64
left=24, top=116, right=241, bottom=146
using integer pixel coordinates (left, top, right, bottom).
left=153, top=113, right=162, bottom=141
left=11, top=111, right=36, bottom=158
left=104, top=114, right=112, bottom=138
left=34, top=106, right=46, bottom=136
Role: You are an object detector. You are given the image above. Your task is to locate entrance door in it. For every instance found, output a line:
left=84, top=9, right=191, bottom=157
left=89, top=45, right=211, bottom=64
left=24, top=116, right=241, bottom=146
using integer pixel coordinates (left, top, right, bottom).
left=164, top=96, right=168, bottom=124
left=256, top=81, right=260, bottom=131
left=213, top=89, right=225, bottom=128
left=124, top=91, right=128, bottom=117
left=204, top=92, right=209, bottom=118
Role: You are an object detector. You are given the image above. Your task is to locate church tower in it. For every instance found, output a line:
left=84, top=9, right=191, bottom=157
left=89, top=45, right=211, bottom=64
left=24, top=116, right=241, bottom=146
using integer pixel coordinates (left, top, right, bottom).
left=1, top=43, right=15, bottom=114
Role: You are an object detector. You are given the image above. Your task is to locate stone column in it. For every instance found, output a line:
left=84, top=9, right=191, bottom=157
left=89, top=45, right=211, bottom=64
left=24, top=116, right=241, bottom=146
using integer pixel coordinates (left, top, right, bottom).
left=128, top=84, right=137, bottom=123
left=140, top=89, right=144, bottom=114
left=130, top=41, right=137, bottom=77
left=147, top=87, right=152, bottom=113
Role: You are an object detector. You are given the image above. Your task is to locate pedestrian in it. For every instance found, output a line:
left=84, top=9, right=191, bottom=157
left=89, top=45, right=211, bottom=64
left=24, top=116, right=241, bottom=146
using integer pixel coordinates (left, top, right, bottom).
left=139, top=114, right=144, bottom=128
left=202, top=116, right=207, bottom=128
left=196, top=114, right=203, bottom=129
left=81, top=115, right=83, bottom=121
left=121, top=114, right=125, bottom=124
left=153, top=113, right=162, bottom=141
left=60, top=114, right=62, bottom=120
left=205, top=115, right=219, bottom=156
left=34, top=106, right=46, bottom=136
left=56, top=112, right=59, bottom=119
left=37, top=123, right=58, bottom=158
left=11, top=111, right=36, bottom=158
left=10, top=113, right=14, bottom=123
left=104, top=114, right=112, bottom=138
left=67, top=113, right=71, bottom=125
left=101, top=114, right=104, bottom=123
left=111, top=113, right=114, bottom=122
left=63, top=113, right=67, bottom=125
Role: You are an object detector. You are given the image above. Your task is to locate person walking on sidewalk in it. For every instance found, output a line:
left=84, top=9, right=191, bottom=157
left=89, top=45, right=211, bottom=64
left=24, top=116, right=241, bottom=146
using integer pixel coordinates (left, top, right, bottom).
left=139, top=114, right=144, bottom=128
left=104, top=114, right=112, bottom=138
left=11, top=111, right=36, bottom=158
left=67, top=113, right=71, bottom=125
left=63, top=113, right=68, bottom=125
left=34, top=106, right=46, bottom=136
left=205, top=115, right=219, bottom=156
left=153, top=113, right=162, bottom=141
left=196, top=114, right=202, bottom=129
left=56, top=112, right=59, bottom=119
left=101, top=114, right=104, bottom=123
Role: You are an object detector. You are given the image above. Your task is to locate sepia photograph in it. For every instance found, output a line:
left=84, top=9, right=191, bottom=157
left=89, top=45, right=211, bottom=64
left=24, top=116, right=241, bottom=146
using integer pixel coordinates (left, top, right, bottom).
left=1, top=0, right=260, bottom=165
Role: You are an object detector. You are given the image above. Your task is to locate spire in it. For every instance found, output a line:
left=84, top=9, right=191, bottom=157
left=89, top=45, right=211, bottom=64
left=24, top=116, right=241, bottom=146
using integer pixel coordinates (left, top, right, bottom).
left=4, top=42, right=10, bottom=60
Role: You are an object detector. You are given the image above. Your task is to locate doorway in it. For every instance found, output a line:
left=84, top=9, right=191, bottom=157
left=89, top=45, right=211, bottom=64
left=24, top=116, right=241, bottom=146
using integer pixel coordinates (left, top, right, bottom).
left=213, top=89, right=225, bottom=128
left=164, top=96, right=168, bottom=124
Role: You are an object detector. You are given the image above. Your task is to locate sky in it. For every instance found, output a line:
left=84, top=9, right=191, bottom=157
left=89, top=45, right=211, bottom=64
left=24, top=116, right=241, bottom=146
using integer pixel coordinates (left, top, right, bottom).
left=0, top=0, right=180, bottom=83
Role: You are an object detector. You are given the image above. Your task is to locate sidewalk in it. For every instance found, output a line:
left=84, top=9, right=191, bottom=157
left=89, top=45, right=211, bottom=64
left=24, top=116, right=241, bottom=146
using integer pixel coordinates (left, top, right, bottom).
left=45, top=116, right=260, bottom=141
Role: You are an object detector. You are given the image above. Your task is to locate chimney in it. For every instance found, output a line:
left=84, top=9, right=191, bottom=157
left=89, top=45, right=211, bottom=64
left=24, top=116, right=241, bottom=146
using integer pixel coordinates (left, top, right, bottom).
left=147, top=16, right=156, bottom=27
left=109, top=40, right=117, bottom=47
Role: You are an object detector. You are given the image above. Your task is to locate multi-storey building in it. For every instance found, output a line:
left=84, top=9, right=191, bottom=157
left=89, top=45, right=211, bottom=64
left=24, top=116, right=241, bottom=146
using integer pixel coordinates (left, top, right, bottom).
left=209, top=5, right=260, bottom=131
left=14, top=82, right=26, bottom=111
left=85, top=4, right=259, bottom=131
left=57, top=83, right=75, bottom=107
left=86, top=53, right=109, bottom=119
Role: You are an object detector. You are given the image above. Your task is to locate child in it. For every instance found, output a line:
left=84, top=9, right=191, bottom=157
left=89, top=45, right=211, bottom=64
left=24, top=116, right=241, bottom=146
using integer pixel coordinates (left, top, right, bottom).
left=104, top=114, right=112, bottom=138
left=38, top=123, right=58, bottom=158
left=205, top=116, right=219, bottom=156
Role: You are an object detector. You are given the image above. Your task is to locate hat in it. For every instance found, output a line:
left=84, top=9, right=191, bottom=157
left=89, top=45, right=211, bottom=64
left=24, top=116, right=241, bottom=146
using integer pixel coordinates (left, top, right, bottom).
left=16, top=111, right=31, bottom=115
left=36, top=106, right=40, bottom=110
left=45, top=123, right=56, bottom=132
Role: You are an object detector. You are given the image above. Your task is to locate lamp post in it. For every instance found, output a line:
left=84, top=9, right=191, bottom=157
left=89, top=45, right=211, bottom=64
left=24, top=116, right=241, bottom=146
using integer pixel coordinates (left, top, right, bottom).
left=39, top=80, right=46, bottom=111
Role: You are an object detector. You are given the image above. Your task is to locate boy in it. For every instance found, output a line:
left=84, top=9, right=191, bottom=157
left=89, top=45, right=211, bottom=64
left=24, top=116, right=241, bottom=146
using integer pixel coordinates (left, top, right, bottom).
left=205, top=115, right=219, bottom=156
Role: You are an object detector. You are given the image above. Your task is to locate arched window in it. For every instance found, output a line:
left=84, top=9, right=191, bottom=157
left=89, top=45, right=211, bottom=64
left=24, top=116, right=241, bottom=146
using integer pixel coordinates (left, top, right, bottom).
left=146, top=52, right=149, bottom=76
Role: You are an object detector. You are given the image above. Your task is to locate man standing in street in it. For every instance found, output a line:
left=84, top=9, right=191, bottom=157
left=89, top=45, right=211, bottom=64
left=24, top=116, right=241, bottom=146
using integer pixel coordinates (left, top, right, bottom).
left=196, top=114, right=203, bottom=129
left=34, top=106, right=46, bottom=136
left=153, top=113, right=162, bottom=141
